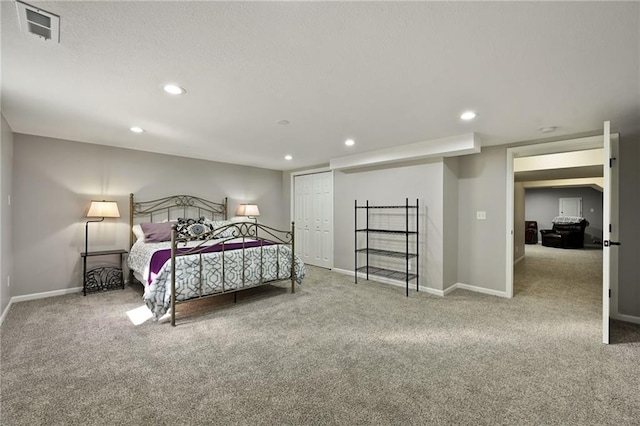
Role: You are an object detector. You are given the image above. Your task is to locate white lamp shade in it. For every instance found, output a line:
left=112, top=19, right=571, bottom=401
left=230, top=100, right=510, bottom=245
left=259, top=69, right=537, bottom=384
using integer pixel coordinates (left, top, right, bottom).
left=87, top=200, right=120, bottom=218
left=235, top=204, right=260, bottom=217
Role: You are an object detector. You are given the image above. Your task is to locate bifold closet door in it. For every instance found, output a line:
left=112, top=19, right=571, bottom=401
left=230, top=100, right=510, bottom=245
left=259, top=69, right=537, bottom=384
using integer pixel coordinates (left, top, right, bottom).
left=295, top=175, right=312, bottom=264
left=294, top=172, right=333, bottom=269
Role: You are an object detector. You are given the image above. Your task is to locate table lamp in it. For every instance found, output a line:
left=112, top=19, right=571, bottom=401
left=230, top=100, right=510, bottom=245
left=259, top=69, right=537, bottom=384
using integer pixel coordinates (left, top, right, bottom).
left=85, top=200, right=120, bottom=254
left=235, top=204, right=260, bottom=223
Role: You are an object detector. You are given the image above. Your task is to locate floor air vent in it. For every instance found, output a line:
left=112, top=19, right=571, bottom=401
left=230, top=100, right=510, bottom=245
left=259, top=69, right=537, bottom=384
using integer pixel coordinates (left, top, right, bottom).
left=16, top=1, right=60, bottom=43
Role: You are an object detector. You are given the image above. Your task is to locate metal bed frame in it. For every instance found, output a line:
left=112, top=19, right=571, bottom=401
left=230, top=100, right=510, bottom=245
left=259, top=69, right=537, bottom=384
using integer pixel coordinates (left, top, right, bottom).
left=129, top=194, right=296, bottom=326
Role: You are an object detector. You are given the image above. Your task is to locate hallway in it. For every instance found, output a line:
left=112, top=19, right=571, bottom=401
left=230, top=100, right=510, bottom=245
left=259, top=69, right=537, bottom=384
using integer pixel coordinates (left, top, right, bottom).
left=514, top=243, right=639, bottom=344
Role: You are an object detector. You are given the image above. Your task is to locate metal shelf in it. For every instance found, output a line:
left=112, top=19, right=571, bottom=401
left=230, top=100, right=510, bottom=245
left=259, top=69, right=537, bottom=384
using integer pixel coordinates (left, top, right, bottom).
left=356, top=228, right=417, bottom=235
left=354, top=198, right=419, bottom=297
left=356, top=266, right=418, bottom=282
left=356, top=248, right=417, bottom=259
left=355, top=205, right=418, bottom=209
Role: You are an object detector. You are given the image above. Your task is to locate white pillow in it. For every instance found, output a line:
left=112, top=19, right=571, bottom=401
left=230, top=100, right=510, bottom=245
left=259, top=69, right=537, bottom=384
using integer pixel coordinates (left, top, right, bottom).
left=132, top=224, right=145, bottom=241
left=205, top=219, right=236, bottom=238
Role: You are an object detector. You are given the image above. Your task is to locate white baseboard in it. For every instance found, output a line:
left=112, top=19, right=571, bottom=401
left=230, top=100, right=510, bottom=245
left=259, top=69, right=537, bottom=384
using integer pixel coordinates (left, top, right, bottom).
left=331, top=267, right=353, bottom=277
left=611, top=312, right=640, bottom=326
left=0, top=299, right=14, bottom=327
left=333, top=268, right=508, bottom=298
left=447, top=282, right=509, bottom=298
left=514, top=254, right=525, bottom=265
left=0, top=287, right=83, bottom=327
left=332, top=268, right=444, bottom=296
left=443, top=285, right=458, bottom=296
left=11, top=286, right=83, bottom=303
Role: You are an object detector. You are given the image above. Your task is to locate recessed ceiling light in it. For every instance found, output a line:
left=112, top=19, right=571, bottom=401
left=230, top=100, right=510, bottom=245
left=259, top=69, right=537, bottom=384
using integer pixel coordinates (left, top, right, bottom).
left=162, top=84, right=186, bottom=95
left=345, top=139, right=355, bottom=146
left=130, top=126, right=144, bottom=133
left=278, top=120, right=290, bottom=125
left=539, top=126, right=557, bottom=133
left=460, top=111, right=477, bottom=121
left=284, top=155, right=293, bottom=161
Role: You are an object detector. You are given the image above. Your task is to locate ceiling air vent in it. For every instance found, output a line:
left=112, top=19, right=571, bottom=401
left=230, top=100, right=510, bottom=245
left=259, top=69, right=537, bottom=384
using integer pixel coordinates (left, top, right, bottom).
left=16, top=1, right=60, bottom=43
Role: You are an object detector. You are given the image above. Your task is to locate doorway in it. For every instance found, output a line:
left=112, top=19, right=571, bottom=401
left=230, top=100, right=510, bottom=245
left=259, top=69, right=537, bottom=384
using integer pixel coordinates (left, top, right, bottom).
left=506, top=131, right=619, bottom=344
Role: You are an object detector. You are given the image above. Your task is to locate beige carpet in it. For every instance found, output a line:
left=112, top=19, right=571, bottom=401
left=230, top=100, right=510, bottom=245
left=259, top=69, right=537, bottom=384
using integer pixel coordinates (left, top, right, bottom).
left=1, top=244, right=639, bottom=425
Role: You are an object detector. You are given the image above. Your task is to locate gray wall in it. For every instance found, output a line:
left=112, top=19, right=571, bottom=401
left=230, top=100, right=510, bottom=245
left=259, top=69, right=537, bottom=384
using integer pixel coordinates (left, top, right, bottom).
left=443, top=157, right=459, bottom=289
left=1, top=115, right=13, bottom=316
left=7, top=130, right=640, bottom=319
left=618, top=134, right=640, bottom=317
left=524, top=187, right=603, bottom=244
left=12, top=133, right=285, bottom=297
left=514, top=182, right=525, bottom=258
left=456, top=136, right=639, bottom=317
left=457, top=146, right=507, bottom=292
left=333, top=160, right=445, bottom=291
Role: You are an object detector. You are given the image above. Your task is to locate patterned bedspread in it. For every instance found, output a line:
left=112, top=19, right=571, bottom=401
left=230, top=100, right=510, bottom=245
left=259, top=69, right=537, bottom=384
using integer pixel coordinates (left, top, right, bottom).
left=128, top=239, right=306, bottom=318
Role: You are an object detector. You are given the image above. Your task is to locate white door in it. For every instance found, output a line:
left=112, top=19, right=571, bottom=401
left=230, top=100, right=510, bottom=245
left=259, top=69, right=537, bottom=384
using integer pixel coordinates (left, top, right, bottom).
left=294, top=172, right=333, bottom=268
left=602, top=121, right=619, bottom=344
left=559, top=197, right=582, bottom=217
left=294, top=175, right=312, bottom=264
left=316, top=172, right=333, bottom=268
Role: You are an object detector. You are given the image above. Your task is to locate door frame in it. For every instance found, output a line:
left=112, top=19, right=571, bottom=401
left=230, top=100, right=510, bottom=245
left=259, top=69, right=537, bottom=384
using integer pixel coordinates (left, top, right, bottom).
left=505, top=134, right=614, bottom=287
left=290, top=167, right=334, bottom=269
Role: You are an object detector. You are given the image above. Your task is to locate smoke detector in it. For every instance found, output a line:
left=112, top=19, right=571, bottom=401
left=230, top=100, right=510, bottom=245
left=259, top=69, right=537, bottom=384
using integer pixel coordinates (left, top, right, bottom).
left=16, top=1, right=60, bottom=43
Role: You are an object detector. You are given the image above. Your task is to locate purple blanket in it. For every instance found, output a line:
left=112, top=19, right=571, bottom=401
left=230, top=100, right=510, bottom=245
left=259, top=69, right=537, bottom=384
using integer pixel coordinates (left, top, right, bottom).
left=148, top=240, right=273, bottom=285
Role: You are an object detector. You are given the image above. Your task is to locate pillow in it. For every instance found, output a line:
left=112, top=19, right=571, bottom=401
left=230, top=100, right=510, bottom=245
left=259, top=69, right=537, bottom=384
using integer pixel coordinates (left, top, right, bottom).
left=132, top=224, right=145, bottom=241
left=140, top=222, right=173, bottom=243
left=176, top=217, right=212, bottom=241
left=205, top=219, right=236, bottom=238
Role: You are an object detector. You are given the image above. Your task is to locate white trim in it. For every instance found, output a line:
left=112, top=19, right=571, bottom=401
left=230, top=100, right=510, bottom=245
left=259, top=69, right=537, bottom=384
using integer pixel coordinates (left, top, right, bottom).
left=449, top=282, right=509, bottom=298
left=0, top=299, right=14, bottom=326
left=506, top=145, right=515, bottom=298
left=289, top=166, right=332, bottom=177
left=442, top=285, right=458, bottom=296
left=0, top=286, right=83, bottom=327
left=514, top=254, right=525, bottom=265
left=329, top=133, right=480, bottom=171
left=611, top=312, right=640, bottom=326
left=11, top=286, right=82, bottom=303
left=332, top=267, right=444, bottom=296
left=333, top=268, right=509, bottom=298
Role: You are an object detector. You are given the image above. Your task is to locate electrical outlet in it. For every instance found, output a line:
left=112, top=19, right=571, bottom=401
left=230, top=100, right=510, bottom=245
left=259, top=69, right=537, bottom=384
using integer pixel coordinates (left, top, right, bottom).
left=476, top=211, right=487, bottom=220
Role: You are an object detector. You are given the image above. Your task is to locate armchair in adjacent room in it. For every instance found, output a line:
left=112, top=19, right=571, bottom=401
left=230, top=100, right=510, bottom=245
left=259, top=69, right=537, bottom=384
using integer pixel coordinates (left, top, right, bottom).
left=525, top=221, right=538, bottom=244
left=540, top=216, right=589, bottom=249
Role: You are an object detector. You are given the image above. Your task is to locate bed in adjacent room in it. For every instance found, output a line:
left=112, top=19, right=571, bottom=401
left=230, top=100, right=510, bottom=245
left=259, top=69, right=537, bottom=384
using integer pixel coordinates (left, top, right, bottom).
left=127, top=194, right=305, bottom=325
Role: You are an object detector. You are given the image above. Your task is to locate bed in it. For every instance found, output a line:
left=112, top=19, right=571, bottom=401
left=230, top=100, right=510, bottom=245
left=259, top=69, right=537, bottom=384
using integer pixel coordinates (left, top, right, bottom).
left=127, top=194, right=305, bottom=326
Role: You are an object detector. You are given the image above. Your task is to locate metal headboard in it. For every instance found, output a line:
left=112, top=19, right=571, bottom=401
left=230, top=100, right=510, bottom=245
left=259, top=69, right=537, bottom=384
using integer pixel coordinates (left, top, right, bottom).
left=129, top=194, right=228, bottom=249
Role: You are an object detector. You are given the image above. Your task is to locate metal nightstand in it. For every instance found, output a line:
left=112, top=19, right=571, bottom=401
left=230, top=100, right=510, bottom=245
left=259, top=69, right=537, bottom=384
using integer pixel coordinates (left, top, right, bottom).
left=80, top=249, right=127, bottom=295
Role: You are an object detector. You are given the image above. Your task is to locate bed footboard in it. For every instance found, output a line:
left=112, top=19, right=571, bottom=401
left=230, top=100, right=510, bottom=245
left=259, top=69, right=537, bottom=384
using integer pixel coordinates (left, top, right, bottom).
left=168, top=221, right=301, bottom=326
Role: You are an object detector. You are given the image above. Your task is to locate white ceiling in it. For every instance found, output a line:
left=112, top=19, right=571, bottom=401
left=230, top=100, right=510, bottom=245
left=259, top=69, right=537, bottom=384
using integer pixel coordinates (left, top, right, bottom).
left=2, top=1, right=639, bottom=171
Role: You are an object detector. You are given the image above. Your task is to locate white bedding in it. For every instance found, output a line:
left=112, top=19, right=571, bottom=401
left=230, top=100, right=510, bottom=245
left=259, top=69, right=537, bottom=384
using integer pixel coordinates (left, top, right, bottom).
left=128, top=237, right=235, bottom=285
left=127, top=238, right=305, bottom=318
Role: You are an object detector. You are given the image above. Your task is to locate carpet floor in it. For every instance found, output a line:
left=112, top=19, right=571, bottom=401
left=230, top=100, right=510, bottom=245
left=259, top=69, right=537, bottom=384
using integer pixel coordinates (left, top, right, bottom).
left=1, top=244, right=639, bottom=425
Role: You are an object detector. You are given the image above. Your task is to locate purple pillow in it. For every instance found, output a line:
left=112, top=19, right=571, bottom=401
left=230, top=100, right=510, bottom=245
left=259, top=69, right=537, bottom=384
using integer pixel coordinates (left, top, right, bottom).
left=140, top=222, right=173, bottom=243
